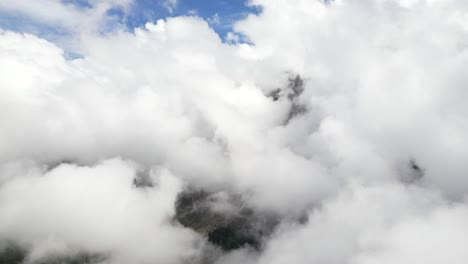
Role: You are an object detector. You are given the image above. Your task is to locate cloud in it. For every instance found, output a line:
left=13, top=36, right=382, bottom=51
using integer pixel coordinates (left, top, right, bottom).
left=208, top=13, right=221, bottom=25
left=0, top=0, right=134, bottom=56
left=162, top=0, right=178, bottom=14
left=1, top=0, right=468, bottom=263
left=0, top=0, right=132, bottom=32
left=0, top=158, right=199, bottom=263
left=257, top=182, right=468, bottom=264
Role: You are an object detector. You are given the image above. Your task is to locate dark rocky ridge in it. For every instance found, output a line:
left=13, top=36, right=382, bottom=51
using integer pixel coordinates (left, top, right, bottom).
left=174, top=189, right=279, bottom=251
left=0, top=186, right=282, bottom=263
left=266, top=74, right=308, bottom=124
left=0, top=244, right=26, bottom=264
left=0, top=244, right=104, bottom=264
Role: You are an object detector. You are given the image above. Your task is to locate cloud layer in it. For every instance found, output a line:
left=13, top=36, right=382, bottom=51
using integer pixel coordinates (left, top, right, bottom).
left=1, top=0, right=468, bottom=263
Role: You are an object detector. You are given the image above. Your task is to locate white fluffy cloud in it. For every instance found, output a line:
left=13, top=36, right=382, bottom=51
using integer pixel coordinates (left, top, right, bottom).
left=0, top=159, right=197, bottom=263
left=1, top=0, right=468, bottom=263
left=257, top=183, right=468, bottom=264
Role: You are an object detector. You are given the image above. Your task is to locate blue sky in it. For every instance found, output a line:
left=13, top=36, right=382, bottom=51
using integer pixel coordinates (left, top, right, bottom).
left=0, top=0, right=261, bottom=41
left=124, top=0, right=261, bottom=36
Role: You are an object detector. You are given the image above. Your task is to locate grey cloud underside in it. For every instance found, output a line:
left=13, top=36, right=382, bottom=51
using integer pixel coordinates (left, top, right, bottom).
left=2, top=0, right=468, bottom=264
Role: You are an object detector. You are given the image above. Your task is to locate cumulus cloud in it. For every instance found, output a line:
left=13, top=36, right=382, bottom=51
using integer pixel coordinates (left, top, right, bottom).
left=1, top=0, right=468, bottom=263
left=0, top=159, right=197, bottom=263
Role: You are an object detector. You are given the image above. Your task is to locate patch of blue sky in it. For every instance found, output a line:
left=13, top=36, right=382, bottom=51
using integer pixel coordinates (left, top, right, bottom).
left=61, top=0, right=93, bottom=8
left=0, top=0, right=261, bottom=38
left=58, top=0, right=261, bottom=38
left=0, top=0, right=262, bottom=57
left=174, top=0, right=261, bottom=37
left=122, top=0, right=262, bottom=39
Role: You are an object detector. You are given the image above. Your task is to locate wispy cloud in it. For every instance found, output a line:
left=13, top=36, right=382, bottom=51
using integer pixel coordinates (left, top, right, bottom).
left=162, top=0, right=178, bottom=14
